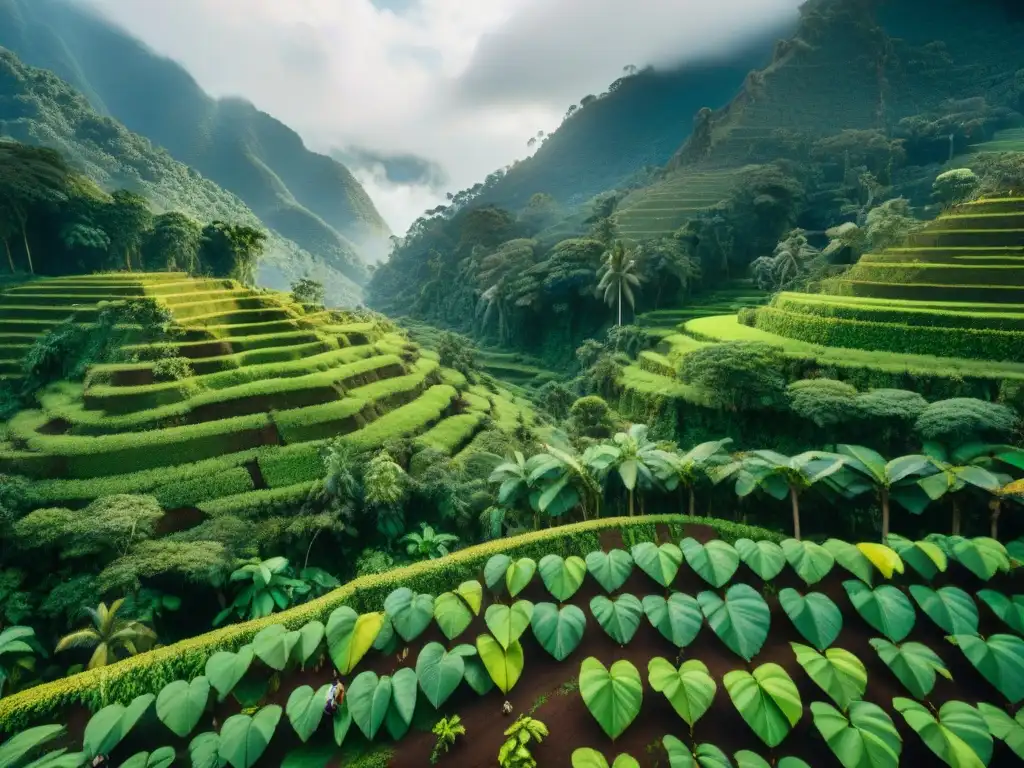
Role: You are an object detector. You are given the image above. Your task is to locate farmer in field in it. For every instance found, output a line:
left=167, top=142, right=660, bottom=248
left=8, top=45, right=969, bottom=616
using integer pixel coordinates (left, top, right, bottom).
left=325, top=672, right=345, bottom=715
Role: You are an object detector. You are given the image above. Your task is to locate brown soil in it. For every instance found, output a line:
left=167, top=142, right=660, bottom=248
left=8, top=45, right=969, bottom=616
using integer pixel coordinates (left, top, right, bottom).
left=111, top=368, right=155, bottom=387
left=245, top=459, right=268, bottom=490
left=155, top=506, right=207, bottom=535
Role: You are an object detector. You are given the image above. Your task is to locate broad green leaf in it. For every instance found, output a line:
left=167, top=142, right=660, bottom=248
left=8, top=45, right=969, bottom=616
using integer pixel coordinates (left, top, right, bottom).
left=83, top=694, right=155, bottom=758
left=824, top=539, right=875, bottom=586
left=456, top=580, right=483, bottom=615
left=17, top=751, right=89, bottom=768
left=698, top=584, right=770, bottom=662
left=252, top=624, right=301, bottom=671
left=590, top=594, right=644, bottom=645
left=733, top=752, right=770, bottom=768
left=119, top=748, right=176, bottom=768
left=539, top=554, right=587, bottom=601
left=347, top=672, right=392, bottom=741
left=281, top=742, right=334, bottom=768
left=680, top=538, right=740, bottom=588
left=332, top=699, right=352, bottom=747
left=977, top=590, right=1024, bottom=634
left=810, top=700, right=902, bottom=768
left=294, top=621, right=325, bottom=666
left=384, top=588, right=435, bottom=642
left=844, top=581, right=915, bottom=643
left=648, top=657, right=716, bottom=727
left=951, top=536, right=1010, bottom=581
left=434, top=592, right=474, bottom=641
left=977, top=703, right=1024, bottom=759
left=531, top=602, right=586, bottom=661
left=415, top=642, right=465, bottom=708
left=384, top=667, right=417, bottom=741
left=909, top=586, right=979, bottom=635
left=585, top=549, right=634, bottom=593
left=579, top=657, right=643, bottom=740
left=663, top=737, right=734, bottom=768
left=285, top=684, right=329, bottom=743
left=485, top=553, right=512, bottom=589
left=951, top=633, right=1024, bottom=705
left=463, top=653, right=495, bottom=695
left=372, top=616, right=397, bottom=655
left=856, top=543, right=904, bottom=580
left=887, top=535, right=947, bottom=580
left=218, top=705, right=282, bottom=768
left=326, top=607, right=383, bottom=674
left=205, top=647, right=255, bottom=701
left=779, top=589, right=842, bottom=651
left=870, top=639, right=951, bottom=699
left=735, top=539, right=786, bottom=580
left=632, top=542, right=683, bottom=587
left=782, top=539, right=835, bottom=585
left=571, top=748, right=642, bottom=768
left=506, top=557, right=537, bottom=597
left=893, top=698, right=992, bottom=768
left=189, top=732, right=224, bottom=768
left=476, top=634, right=524, bottom=694
left=642, top=593, right=702, bottom=648
left=484, top=600, right=534, bottom=650
left=156, top=676, right=210, bottom=738
left=0, top=725, right=65, bottom=768
left=723, top=663, right=802, bottom=748
left=791, top=643, right=866, bottom=712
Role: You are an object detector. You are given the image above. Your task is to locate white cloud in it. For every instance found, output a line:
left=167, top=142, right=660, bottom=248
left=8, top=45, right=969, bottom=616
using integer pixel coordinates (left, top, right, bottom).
left=75, top=0, right=801, bottom=232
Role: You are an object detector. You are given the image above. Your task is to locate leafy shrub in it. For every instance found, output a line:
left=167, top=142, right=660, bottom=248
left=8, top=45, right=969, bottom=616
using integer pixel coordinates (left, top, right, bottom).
left=537, top=381, right=575, bottom=420
left=786, top=379, right=859, bottom=427
left=855, top=389, right=928, bottom=422
left=355, top=548, right=396, bottom=577
left=290, top=277, right=325, bottom=307
left=932, top=168, right=979, bottom=205
left=568, top=396, right=616, bottom=439
left=678, top=342, right=788, bottom=411
left=914, top=398, right=1019, bottom=443
left=431, top=714, right=466, bottom=763
left=151, top=357, right=193, bottom=382
left=437, top=332, right=476, bottom=379
left=737, top=307, right=757, bottom=327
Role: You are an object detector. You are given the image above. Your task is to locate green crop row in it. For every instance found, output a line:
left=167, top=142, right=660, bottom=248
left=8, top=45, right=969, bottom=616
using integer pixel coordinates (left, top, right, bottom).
left=843, top=262, right=1024, bottom=287
left=639, top=350, right=677, bottom=378
left=197, top=480, right=317, bottom=519
left=415, top=413, right=486, bottom=455
left=0, top=515, right=782, bottom=733
left=184, top=319, right=306, bottom=340
left=152, top=465, right=255, bottom=508
left=754, top=306, right=1024, bottom=362
left=184, top=308, right=293, bottom=327
left=163, top=296, right=271, bottom=320
left=771, top=294, right=1024, bottom=332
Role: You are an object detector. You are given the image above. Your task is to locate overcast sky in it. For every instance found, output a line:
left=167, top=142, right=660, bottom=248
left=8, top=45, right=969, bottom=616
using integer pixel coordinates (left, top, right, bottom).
left=76, top=0, right=802, bottom=233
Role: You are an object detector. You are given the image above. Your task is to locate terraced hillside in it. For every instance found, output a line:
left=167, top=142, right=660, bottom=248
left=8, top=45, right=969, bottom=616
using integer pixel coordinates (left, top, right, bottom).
left=0, top=274, right=536, bottom=514
left=966, top=128, right=1024, bottom=155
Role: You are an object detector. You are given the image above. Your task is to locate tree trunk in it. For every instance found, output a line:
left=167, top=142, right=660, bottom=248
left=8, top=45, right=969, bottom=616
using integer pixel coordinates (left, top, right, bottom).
left=880, top=488, right=890, bottom=542
left=3, top=238, right=13, bottom=273
left=688, top=487, right=695, bottom=517
left=990, top=500, right=1002, bottom=540
left=617, top=283, right=622, bottom=326
left=951, top=499, right=961, bottom=536
left=627, top=488, right=634, bottom=517
left=790, top=487, right=801, bottom=541
left=20, top=221, right=33, bottom=275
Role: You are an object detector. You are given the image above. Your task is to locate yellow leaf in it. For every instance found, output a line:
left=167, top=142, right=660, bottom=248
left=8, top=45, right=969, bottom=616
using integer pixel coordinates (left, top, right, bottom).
left=856, top=543, right=904, bottom=579
left=331, top=611, right=384, bottom=674
left=916, top=541, right=948, bottom=573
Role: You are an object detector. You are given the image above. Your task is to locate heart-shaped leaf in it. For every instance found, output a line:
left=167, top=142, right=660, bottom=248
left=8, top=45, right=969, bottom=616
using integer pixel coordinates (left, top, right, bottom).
left=734, top=752, right=811, bottom=768
left=476, top=634, right=524, bottom=694
left=326, top=607, right=384, bottom=674
left=332, top=699, right=352, bottom=747
left=0, top=725, right=65, bottom=768
left=894, top=698, right=992, bottom=767
left=205, top=647, right=255, bottom=701
left=591, top=594, right=644, bottom=645
left=680, top=538, right=739, bottom=588
left=119, top=747, right=176, bottom=768
left=791, top=643, right=866, bottom=712
left=156, top=676, right=210, bottom=738
left=539, top=554, right=587, bottom=601
left=642, top=593, right=702, bottom=648
left=950, top=633, right=1024, bottom=705
left=909, top=586, right=978, bottom=635
left=631, top=542, right=683, bottom=587
left=586, top=549, right=634, bottom=593
left=571, top=748, right=641, bottom=768
left=189, top=732, right=224, bottom=768
left=456, top=580, right=483, bottom=615
left=977, top=590, right=1024, bottom=634
left=886, top=535, right=947, bottom=580
left=384, top=588, right=435, bottom=642
left=485, top=600, right=534, bottom=650
left=856, top=543, right=904, bottom=580
left=372, top=616, right=397, bottom=655
left=977, top=702, right=1024, bottom=759
left=870, top=639, right=951, bottom=699
left=579, top=657, right=643, bottom=741
left=663, top=737, right=733, bottom=768
left=823, top=539, right=875, bottom=585
left=84, top=694, right=155, bottom=758
left=648, top=657, right=716, bottom=727
left=782, top=539, right=834, bottom=585
left=844, top=582, right=915, bottom=643
left=218, top=705, right=282, bottom=768
left=347, top=672, right=392, bottom=741
left=285, top=684, right=330, bottom=743
left=294, top=621, right=325, bottom=666
left=463, top=653, right=495, bottom=695
left=253, top=625, right=301, bottom=671
left=951, top=536, right=1010, bottom=581
left=384, top=668, right=417, bottom=741
left=779, top=589, right=842, bottom=651
left=531, top=602, right=586, bottom=661
left=811, top=700, right=902, bottom=768
left=434, top=591, right=474, bottom=641
left=724, top=663, right=802, bottom=748
left=735, top=538, right=786, bottom=581
left=485, top=554, right=512, bottom=589
left=415, top=642, right=465, bottom=708
left=699, top=584, right=770, bottom=662
left=506, top=557, right=537, bottom=597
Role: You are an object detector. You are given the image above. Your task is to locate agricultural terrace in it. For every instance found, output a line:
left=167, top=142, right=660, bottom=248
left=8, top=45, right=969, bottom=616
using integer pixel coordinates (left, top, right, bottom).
left=0, top=516, right=1021, bottom=766
left=0, top=274, right=536, bottom=513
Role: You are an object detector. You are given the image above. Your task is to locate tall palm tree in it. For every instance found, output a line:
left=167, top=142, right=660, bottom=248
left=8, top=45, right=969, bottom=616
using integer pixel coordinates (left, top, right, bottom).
left=55, top=599, right=156, bottom=670
left=651, top=438, right=733, bottom=517
left=918, top=443, right=1005, bottom=535
left=586, top=424, right=663, bottom=517
left=834, top=445, right=934, bottom=541
left=528, top=440, right=602, bottom=523
left=597, top=240, right=642, bottom=325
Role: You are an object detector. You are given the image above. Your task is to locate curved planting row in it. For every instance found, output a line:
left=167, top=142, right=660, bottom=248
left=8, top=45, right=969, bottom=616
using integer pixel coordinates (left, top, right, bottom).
left=4, top=530, right=1021, bottom=767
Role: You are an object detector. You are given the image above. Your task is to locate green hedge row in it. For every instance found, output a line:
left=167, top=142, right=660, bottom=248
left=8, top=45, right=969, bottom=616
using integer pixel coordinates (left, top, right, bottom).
left=153, top=465, right=255, bottom=508
left=0, top=515, right=783, bottom=735
left=845, top=262, right=1024, bottom=287
left=772, top=294, right=1024, bottom=331
left=820, top=279, right=1024, bottom=304
left=181, top=319, right=305, bottom=341
left=638, top=350, right=676, bottom=378
left=197, top=479, right=316, bottom=519
left=187, top=308, right=292, bottom=328
left=164, top=296, right=269, bottom=320
left=0, top=305, right=91, bottom=321
left=907, top=228, right=1024, bottom=248
left=414, top=412, right=486, bottom=455
left=754, top=306, right=1024, bottom=362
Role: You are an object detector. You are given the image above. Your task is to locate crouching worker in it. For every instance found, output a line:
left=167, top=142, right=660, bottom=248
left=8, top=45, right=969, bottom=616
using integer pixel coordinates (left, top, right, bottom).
left=325, top=673, right=345, bottom=716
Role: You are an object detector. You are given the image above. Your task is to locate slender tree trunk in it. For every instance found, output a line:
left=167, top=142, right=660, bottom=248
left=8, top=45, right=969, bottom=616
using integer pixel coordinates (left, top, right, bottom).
left=951, top=499, right=961, bottom=536
left=628, top=488, right=634, bottom=517
left=880, top=488, right=890, bottom=542
left=990, top=500, right=1001, bottom=540
left=3, top=238, right=13, bottom=273
left=790, top=487, right=801, bottom=541
left=617, top=283, right=622, bottom=326
left=20, top=222, right=33, bottom=275
left=304, top=527, right=324, bottom=570
left=688, top=487, right=695, bottom=517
